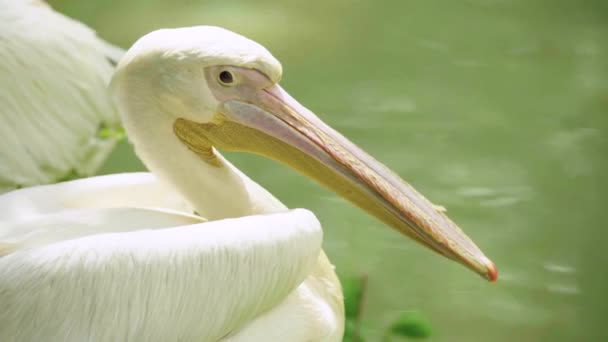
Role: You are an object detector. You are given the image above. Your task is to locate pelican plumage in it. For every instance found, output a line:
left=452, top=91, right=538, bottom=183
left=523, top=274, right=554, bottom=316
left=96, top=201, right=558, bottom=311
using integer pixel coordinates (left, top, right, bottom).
left=0, top=0, right=123, bottom=193
left=0, top=26, right=497, bottom=341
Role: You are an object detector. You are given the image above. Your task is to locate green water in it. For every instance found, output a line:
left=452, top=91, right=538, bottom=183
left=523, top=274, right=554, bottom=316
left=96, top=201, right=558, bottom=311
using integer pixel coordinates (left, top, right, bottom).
left=50, top=0, right=607, bottom=340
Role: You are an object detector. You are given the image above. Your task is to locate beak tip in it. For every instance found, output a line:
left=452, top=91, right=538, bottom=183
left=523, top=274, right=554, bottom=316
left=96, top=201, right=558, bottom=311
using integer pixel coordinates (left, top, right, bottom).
left=484, top=258, right=498, bottom=283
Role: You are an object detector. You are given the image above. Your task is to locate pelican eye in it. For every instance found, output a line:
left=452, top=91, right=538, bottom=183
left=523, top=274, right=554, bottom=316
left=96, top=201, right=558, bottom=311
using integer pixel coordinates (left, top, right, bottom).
left=218, top=70, right=234, bottom=85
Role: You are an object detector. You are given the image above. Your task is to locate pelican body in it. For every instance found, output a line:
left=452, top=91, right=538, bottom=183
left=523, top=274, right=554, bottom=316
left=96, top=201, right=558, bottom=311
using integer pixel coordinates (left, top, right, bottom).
left=0, top=25, right=496, bottom=341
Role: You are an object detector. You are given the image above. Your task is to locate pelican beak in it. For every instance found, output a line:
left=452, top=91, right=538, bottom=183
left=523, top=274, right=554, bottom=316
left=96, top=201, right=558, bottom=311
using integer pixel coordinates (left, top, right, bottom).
left=174, top=82, right=497, bottom=282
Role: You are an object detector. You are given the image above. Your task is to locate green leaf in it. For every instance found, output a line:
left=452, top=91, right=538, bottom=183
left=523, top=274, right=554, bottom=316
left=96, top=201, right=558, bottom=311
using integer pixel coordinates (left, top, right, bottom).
left=56, top=169, right=81, bottom=182
left=343, top=319, right=366, bottom=342
left=340, top=274, right=369, bottom=341
left=343, top=319, right=357, bottom=341
left=389, top=311, right=433, bottom=339
left=342, top=276, right=364, bottom=319
left=341, top=274, right=369, bottom=320
left=96, top=124, right=126, bottom=140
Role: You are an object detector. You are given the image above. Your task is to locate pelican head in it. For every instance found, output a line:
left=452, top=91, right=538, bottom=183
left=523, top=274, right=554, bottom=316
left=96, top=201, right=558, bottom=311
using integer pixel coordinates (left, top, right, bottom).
left=111, top=26, right=497, bottom=281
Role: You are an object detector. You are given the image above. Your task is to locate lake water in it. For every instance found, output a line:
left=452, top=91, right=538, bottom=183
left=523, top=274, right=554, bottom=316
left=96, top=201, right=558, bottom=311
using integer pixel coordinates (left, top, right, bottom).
left=51, top=0, right=607, bottom=340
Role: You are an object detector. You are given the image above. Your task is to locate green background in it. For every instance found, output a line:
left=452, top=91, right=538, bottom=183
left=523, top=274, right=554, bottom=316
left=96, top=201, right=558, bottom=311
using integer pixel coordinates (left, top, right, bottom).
left=48, top=0, right=608, bottom=340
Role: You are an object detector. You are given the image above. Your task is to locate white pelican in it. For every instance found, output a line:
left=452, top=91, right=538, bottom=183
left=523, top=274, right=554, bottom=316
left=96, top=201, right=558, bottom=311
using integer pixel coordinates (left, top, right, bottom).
left=0, top=26, right=497, bottom=341
left=0, top=0, right=123, bottom=193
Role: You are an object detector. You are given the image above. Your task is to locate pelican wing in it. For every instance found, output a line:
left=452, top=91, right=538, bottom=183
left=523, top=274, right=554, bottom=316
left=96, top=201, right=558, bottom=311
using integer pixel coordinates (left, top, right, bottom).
left=0, top=174, right=323, bottom=341
left=0, top=207, right=204, bottom=253
left=0, top=172, right=194, bottom=221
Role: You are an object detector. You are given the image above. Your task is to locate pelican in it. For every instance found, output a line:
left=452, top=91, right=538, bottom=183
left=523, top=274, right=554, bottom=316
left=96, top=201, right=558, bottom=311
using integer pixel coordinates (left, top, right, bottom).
left=0, top=26, right=497, bottom=341
left=0, top=0, right=123, bottom=193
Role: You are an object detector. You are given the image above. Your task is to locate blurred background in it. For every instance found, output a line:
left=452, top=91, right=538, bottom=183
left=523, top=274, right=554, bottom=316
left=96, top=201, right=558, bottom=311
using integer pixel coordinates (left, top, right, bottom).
left=47, top=0, right=607, bottom=340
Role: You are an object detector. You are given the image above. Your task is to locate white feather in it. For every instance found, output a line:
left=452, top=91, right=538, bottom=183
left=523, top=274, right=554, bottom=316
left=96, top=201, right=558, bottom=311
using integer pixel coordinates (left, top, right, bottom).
left=0, top=175, right=323, bottom=341
left=0, top=172, right=344, bottom=341
left=0, top=0, right=122, bottom=192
